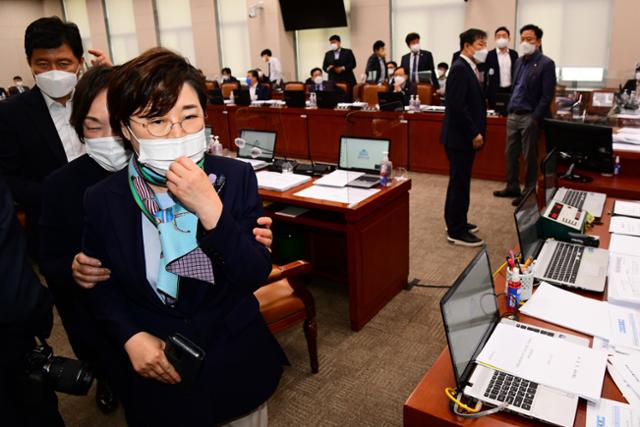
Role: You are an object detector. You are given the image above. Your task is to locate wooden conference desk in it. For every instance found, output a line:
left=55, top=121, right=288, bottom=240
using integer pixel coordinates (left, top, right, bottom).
left=403, top=198, right=625, bottom=427
left=259, top=178, right=411, bottom=331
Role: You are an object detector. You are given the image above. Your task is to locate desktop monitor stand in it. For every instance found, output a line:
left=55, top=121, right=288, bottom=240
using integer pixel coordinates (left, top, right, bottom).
left=559, top=162, right=593, bottom=183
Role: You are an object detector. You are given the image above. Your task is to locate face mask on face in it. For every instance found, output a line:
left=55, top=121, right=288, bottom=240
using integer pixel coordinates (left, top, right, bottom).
left=636, top=71, right=640, bottom=80
left=35, top=70, right=78, bottom=98
left=85, top=136, right=131, bottom=172
left=222, top=75, right=229, bottom=81
left=410, top=43, right=420, bottom=53
left=246, top=77, right=252, bottom=86
left=394, top=75, right=406, bottom=85
left=438, top=69, right=446, bottom=78
left=473, top=48, right=489, bottom=64
left=387, top=68, right=395, bottom=76
left=15, top=81, right=23, bottom=87
left=330, top=43, right=339, bottom=51
left=313, top=76, right=323, bottom=85
left=133, top=127, right=207, bottom=176
left=519, top=41, right=536, bottom=56
left=495, top=38, right=509, bottom=49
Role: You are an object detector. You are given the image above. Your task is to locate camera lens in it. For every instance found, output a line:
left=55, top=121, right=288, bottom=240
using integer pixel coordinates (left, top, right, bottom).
left=45, top=357, right=94, bottom=396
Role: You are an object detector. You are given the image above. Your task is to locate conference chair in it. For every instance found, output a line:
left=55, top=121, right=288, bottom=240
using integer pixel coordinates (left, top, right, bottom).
left=352, top=83, right=364, bottom=102
left=254, top=260, right=319, bottom=373
left=284, top=82, right=305, bottom=91
left=205, top=80, right=219, bottom=91
left=415, top=83, right=433, bottom=106
left=335, top=82, right=350, bottom=102
left=362, top=83, right=388, bottom=107
left=221, top=82, right=239, bottom=99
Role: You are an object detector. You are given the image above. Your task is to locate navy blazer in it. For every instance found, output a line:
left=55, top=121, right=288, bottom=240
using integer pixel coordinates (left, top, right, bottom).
left=509, top=51, right=557, bottom=122
left=82, top=155, right=286, bottom=425
left=254, top=83, right=270, bottom=101
left=440, top=57, right=487, bottom=150
left=484, top=48, right=518, bottom=107
left=322, top=48, right=357, bottom=87
left=401, top=49, right=439, bottom=89
left=365, top=54, right=386, bottom=83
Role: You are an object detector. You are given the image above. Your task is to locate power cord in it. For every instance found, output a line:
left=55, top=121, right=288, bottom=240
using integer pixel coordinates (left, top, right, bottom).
left=445, top=387, right=508, bottom=418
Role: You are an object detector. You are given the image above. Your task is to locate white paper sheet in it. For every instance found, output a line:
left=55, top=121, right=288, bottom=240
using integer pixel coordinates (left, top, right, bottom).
left=609, top=304, right=640, bottom=351
left=312, top=170, right=364, bottom=187
left=610, top=235, right=640, bottom=257
left=476, top=323, right=608, bottom=402
left=614, top=143, right=640, bottom=153
left=614, top=201, right=640, bottom=219
left=618, top=127, right=640, bottom=135
left=256, top=171, right=311, bottom=192
left=608, top=354, right=640, bottom=408
left=613, top=133, right=640, bottom=145
left=608, top=254, right=640, bottom=306
left=519, top=282, right=610, bottom=338
left=610, top=216, right=640, bottom=236
left=586, top=398, right=639, bottom=427
left=294, top=185, right=379, bottom=207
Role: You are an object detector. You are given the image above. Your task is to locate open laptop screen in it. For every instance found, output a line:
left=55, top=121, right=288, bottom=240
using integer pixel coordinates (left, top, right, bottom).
left=238, top=130, right=276, bottom=162
left=338, top=137, right=390, bottom=172
left=514, top=190, right=543, bottom=261
left=440, top=248, right=498, bottom=388
left=542, top=149, right=558, bottom=206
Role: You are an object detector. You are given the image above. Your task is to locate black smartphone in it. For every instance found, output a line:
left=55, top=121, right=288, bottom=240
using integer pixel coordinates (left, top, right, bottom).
left=164, top=333, right=206, bottom=390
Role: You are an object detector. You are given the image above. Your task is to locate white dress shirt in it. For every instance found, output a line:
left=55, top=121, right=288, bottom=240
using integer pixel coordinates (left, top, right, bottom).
left=497, top=48, right=512, bottom=88
left=41, top=91, right=84, bottom=161
left=249, top=83, right=258, bottom=101
left=410, top=52, right=418, bottom=82
left=266, top=56, right=282, bottom=82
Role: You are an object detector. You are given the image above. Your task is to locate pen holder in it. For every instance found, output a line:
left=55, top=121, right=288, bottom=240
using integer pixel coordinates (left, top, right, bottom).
left=518, top=270, right=534, bottom=302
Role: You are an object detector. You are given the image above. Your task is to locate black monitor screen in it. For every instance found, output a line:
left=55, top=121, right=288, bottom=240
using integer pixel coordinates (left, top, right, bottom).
left=279, top=0, right=347, bottom=31
left=514, top=190, right=542, bottom=261
left=542, top=149, right=558, bottom=206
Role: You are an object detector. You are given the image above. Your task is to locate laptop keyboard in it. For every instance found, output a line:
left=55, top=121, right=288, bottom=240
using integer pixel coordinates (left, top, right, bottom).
left=562, top=190, right=586, bottom=210
left=357, top=175, right=380, bottom=183
left=484, top=371, right=538, bottom=411
left=544, top=243, right=584, bottom=284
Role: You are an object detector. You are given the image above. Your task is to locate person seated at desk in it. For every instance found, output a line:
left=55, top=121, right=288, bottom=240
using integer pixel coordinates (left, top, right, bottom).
left=436, top=62, right=448, bottom=96
left=622, top=63, right=640, bottom=94
left=388, top=66, right=415, bottom=106
left=305, top=67, right=336, bottom=92
left=246, top=69, right=270, bottom=100
left=365, top=40, right=387, bottom=84
left=386, top=61, right=397, bottom=86
left=8, top=75, right=30, bottom=96
left=220, top=67, right=238, bottom=84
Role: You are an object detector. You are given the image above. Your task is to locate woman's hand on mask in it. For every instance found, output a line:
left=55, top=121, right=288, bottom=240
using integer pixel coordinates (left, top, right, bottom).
left=166, top=157, right=222, bottom=230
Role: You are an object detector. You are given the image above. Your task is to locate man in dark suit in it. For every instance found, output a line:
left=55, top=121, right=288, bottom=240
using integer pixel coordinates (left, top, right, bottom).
left=484, top=26, right=518, bottom=110
left=401, top=32, right=439, bottom=89
left=246, top=69, right=270, bottom=100
left=441, top=28, right=488, bottom=247
left=8, top=76, right=30, bottom=96
left=0, top=177, right=64, bottom=426
left=493, top=24, right=556, bottom=206
left=365, top=40, right=387, bottom=84
left=305, top=67, right=336, bottom=92
left=220, top=67, right=239, bottom=84
left=387, top=66, right=415, bottom=106
left=322, top=34, right=357, bottom=88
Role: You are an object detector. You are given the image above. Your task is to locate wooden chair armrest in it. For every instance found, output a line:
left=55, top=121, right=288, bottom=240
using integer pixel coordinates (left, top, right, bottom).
left=267, top=260, right=312, bottom=283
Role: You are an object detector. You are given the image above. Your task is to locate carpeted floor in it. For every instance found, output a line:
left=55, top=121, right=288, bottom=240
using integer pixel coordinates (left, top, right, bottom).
left=52, top=171, right=519, bottom=426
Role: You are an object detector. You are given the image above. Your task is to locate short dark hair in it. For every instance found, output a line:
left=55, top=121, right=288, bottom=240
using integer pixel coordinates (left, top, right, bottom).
left=221, top=67, right=231, bottom=75
left=405, top=32, right=420, bottom=46
left=520, top=24, right=543, bottom=39
left=260, top=49, right=272, bottom=57
left=459, top=28, right=487, bottom=51
left=329, top=34, right=341, bottom=42
left=108, top=48, right=207, bottom=140
left=71, top=65, right=114, bottom=140
left=373, top=40, right=385, bottom=52
left=437, top=62, right=449, bottom=70
left=495, top=26, right=510, bottom=36
left=394, top=66, right=406, bottom=75
left=247, top=69, right=259, bottom=79
left=310, top=67, right=322, bottom=76
left=24, top=16, right=83, bottom=62
left=13, top=76, right=22, bottom=81
left=386, top=61, right=397, bottom=68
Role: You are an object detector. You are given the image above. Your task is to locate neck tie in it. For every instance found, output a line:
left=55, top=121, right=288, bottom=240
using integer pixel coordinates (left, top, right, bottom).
left=267, top=61, right=271, bottom=78
left=474, top=67, right=481, bottom=82
left=412, top=54, right=418, bottom=83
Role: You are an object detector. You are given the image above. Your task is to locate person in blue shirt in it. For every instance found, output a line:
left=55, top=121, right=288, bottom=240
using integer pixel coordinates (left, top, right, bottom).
left=494, top=24, right=556, bottom=206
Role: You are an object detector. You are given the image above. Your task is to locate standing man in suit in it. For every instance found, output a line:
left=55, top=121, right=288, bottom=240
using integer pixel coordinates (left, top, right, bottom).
left=401, top=32, right=439, bottom=89
left=441, top=28, right=488, bottom=247
left=365, top=40, right=387, bottom=84
left=261, top=49, right=283, bottom=88
left=484, top=27, right=518, bottom=110
left=8, top=76, right=30, bottom=96
left=322, top=34, right=357, bottom=88
left=494, top=24, right=556, bottom=206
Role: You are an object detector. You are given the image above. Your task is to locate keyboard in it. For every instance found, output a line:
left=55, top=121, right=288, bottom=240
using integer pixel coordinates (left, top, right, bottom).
left=483, top=371, right=538, bottom=411
left=355, top=175, right=380, bottom=183
left=562, top=190, right=587, bottom=210
left=270, top=159, right=298, bottom=172
left=544, top=243, right=584, bottom=284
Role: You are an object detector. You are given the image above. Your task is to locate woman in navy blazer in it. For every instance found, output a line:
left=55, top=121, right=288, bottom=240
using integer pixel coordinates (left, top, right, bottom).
left=81, top=48, right=286, bottom=426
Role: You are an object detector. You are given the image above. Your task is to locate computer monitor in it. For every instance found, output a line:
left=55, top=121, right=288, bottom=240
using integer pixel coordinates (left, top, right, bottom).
left=238, top=129, right=276, bottom=162
left=543, top=119, right=614, bottom=178
left=378, top=92, right=404, bottom=111
left=233, top=89, right=251, bottom=106
left=338, top=136, right=390, bottom=173
left=542, top=149, right=558, bottom=206
left=514, top=189, right=543, bottom=262
left=417, top=70, right=433, bottom=84
left=316, top=90, right=337, bottom=109
left=494, top=92, right=511, bottom=116
left=284, top=90, right=305, bottom=108
left=207, top=89, right=224, bottom=105
left=440, top=247, right=499, bottom=389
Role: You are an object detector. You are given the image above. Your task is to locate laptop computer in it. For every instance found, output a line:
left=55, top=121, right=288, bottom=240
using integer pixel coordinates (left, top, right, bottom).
left=377, top=92, right=404, bottom=112
left=235, top=129, right=276, bottom=171
left=514, top=189, right=608, bottom=292
left=284, top=90, right=306, bottom=108
left=338, top=136, right=390, bottom=188
left=440, top=247, right=582, bottom=427
left=316, top=90, right=338, bottom=109
left=542, top=149, right=606, bottom=217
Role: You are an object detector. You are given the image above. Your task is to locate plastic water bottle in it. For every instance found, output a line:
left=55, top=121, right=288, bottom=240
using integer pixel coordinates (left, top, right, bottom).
left=209, top=135, right=224, bottom=156
left=614, top=155, right=621, bottom=176
left=309, top=92, right=317, bottom=108
left=415, top=94, right=421, bottom=111
left=409, top=95, right=416, bottom=112
left=229, top=91, right=235, bottom=105
left=507, top=268, right=521, bottom=312
left=379, top=152, right=393, bottom=187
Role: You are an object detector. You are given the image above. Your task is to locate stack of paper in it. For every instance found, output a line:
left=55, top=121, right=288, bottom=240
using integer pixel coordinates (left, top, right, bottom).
left=608, top=303, right=640, bottom=351
left=614, top=201, right=640, bottom=218
left=608, top=253, right=640, bottom=306
left=609, top=216, right=640, bottom=236
left=294, top=186, right=379, bottom=207
left=608, top=354, right=640, bottom=408
left=586, top=398, right=640, bottom=427
left=613, top=127, right=640, bottom=145
left=610, top=234, right=640, bottom=257
left=313, top=170, right=364, bottom=187
left=256, top=171, right=311, bottom=192
left=236, top=157, right=268, bottom=170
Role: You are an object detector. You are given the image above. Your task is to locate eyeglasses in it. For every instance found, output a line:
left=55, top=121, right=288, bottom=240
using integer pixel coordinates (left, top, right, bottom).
left=129, top=113, right=206, bottom=137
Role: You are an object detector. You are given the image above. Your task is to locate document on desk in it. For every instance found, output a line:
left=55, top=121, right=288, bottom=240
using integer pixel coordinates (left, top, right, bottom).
left=476, top=323, right=608, bottom=402
left=608, top=304, right=640, bottom=351
left=610, top=216, right=640, bottom=236
left=610, top=235, right=640, bottom=257
left=586, top=398, right=639, bottom=427
left=256, top=171, right=311, bottom=192
left=614, top=201, right=640, bottom=219
left=520, top=282, right=610, bottom=338
left=294, top=185, right=380, bottom=207
left=608, top=254, right=640, bottom=306
left=608, top=354, right=640, bottom=408
left=613, top=132, right=640, bottom=145
left=313, top=170, right=364, bottom=187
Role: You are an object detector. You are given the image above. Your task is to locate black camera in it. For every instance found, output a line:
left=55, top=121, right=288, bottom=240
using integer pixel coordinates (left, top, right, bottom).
left=25, top=340, right=94, bottom=396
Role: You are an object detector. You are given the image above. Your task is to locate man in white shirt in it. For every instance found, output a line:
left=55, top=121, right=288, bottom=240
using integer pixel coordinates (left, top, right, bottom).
left=261, top=49, right=282, bottom=88
left=484, top=26, right=518, bottom=110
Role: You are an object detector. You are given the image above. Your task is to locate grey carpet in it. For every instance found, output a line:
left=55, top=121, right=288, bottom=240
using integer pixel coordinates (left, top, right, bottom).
left=51, top=171, right=518, bottom=426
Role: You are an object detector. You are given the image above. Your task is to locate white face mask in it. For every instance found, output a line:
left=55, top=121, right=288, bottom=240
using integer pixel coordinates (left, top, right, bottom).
left=410, top=43, right=420, bottom=53
left=473, top=48, right=489, bottom=64
left=330, top=43, right=339, bottom=51
left=35, top=69, right=78, bottom=98
left=394, top=75, right=406, bottom=85
left=495, top=38, right=509, bottom=49
left=85, top=136, right=131, bottom=172
left=519, top=41, right=536, bottom=56
left=313, top=76, right=323, bottom=85
left=438, top=69, right=446, bottom=78
left=15, top=81, right=23, bottom=87
left=133, top=127, right=207, bottom=176
left=636, top=71, right=640, bottom=80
